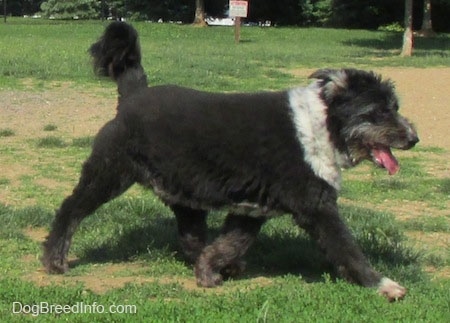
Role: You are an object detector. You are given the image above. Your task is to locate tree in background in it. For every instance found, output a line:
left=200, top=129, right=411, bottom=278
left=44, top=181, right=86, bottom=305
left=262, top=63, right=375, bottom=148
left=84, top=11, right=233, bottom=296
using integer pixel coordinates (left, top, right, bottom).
left=418, top=0, right=436, bottom=36
left=401, top=0, right=414, bottom=56
left=193, top=0, right=206, bottom=26
left=3, top=0, right=7, bottom=22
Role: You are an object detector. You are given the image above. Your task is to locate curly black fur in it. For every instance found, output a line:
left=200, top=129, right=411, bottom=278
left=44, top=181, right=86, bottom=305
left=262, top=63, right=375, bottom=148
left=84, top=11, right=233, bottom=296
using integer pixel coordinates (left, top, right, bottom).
left=42, top=22, right=418, bottom=301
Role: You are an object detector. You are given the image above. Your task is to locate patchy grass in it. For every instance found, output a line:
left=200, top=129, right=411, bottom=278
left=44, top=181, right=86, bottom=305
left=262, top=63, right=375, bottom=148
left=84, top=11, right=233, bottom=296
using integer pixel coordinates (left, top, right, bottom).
left=43, top=124, right=58, bottom=132
left=72, top=136, right=94, bottom=148
left=0, top=128, right=15, bottom=137
left=36, top=136, right=68, bottom=148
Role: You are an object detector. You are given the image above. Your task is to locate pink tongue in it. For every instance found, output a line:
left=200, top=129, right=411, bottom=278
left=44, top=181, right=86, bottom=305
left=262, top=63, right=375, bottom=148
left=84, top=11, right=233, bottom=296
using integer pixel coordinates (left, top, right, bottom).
left=372, top=147, right=399, bottom=175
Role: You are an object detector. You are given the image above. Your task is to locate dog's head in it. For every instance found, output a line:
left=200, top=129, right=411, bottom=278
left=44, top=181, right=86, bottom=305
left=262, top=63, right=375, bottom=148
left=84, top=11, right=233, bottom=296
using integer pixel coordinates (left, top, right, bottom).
left=310, top=68, right=419, bottom=175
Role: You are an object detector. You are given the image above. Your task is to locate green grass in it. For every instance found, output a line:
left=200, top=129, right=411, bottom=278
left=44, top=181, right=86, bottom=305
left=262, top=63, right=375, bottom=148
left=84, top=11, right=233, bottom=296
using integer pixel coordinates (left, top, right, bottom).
left=0, top=18, right=449, bottom=91
left=0, top=19, right=449, bottom=322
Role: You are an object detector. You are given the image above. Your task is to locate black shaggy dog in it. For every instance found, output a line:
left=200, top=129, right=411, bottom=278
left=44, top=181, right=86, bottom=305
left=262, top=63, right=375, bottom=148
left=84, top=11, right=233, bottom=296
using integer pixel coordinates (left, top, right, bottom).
left=43, top=22, right=419, bottom=301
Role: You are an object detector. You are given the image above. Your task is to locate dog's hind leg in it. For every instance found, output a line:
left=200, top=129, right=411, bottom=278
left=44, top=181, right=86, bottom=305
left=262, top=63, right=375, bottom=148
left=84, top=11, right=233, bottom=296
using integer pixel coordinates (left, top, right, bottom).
left=195, top=214, right=266, bottom=287
left=170, top=204, right=208, bottom=263
left=42, top=121, right=135, bottom=274
left=42, top=155, right=135, bottom=274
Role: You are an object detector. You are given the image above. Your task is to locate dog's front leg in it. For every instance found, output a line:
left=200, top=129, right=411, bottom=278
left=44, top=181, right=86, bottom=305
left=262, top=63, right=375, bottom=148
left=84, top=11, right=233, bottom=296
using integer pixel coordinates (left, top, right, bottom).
left=170, top=204, right=208, bottom=263
left=195, top=214, right=266, bottom=287
left=294, top=201, right=406, bottom=301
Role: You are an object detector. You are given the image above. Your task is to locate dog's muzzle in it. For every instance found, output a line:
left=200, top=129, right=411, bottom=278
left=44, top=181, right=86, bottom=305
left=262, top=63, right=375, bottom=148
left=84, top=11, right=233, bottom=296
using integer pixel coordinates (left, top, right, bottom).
left=398, top=117, right=419, bottom=150
left=373, top=118, right=419, bottom=175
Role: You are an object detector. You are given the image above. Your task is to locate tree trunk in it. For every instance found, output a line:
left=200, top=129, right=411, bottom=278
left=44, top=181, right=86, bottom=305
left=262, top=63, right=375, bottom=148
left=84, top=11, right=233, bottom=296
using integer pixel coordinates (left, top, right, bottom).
left=418, top=0, right=436, bottom=37
left=193, top=0, right=207, bottom=26
left=401, top=0, right=413, bottom=57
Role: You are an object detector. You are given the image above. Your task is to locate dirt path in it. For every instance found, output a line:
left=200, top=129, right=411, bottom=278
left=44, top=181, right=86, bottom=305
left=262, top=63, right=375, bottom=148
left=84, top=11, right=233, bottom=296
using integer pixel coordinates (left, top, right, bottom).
left=1, top=83, right=117, bottom=140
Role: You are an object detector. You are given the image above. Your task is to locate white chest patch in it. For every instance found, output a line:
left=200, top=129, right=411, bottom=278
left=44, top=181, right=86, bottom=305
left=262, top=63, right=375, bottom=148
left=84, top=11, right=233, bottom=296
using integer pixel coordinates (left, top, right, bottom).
left=288, top=83, right=343, bottom=190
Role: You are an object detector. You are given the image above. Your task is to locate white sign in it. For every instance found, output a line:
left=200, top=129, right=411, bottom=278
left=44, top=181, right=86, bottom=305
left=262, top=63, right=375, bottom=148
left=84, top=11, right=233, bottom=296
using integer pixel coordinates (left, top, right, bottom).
left=229, top=1, right=248, bottom=18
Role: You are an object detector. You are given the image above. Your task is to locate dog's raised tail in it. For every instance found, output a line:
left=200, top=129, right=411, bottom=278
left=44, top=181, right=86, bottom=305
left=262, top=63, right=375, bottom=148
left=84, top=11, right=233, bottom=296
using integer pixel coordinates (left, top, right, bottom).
left=89, top=22, right=147, bottom=97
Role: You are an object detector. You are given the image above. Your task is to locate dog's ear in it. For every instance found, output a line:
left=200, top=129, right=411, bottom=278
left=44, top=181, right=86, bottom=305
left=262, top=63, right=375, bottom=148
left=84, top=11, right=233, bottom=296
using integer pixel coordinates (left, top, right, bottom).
left=309, top=69, right=348, bottom=97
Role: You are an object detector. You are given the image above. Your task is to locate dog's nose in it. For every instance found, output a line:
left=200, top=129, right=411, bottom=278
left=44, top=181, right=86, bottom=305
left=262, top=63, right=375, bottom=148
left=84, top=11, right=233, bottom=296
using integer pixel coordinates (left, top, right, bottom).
left=407, top=135, right=419, bottom=148
left=403, top=119, right=419, bottom=148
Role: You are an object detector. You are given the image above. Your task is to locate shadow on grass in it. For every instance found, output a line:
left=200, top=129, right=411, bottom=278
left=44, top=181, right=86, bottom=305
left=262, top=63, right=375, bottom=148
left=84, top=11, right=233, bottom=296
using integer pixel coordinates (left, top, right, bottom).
left=75, top=216, right=328, bottom=283
left=74, top=203, right=420, bottom=284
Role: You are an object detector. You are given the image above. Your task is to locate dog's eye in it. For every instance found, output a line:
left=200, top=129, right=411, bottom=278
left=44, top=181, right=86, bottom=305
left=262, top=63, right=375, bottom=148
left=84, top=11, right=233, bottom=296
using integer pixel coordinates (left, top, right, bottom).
left=390, top=101, right=400, bottom=111
left=369, top=108, right=392, bottom=124
left=381, top=104, right=396, bottom=116
left=382, top=108, right=392, bottom=116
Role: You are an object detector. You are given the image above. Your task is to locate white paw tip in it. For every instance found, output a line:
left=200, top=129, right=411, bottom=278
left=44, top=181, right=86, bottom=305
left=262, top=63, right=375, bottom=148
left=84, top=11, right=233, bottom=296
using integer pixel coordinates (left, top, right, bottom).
left=378, top=277, right=407, bottom=302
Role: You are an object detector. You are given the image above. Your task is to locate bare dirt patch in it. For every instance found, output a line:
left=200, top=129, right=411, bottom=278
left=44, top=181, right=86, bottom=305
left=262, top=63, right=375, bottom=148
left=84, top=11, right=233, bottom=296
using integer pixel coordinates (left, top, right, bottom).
left=22, top=258, right=161, bottom=294
left=339, top=197, right=448, bottom=221
left=23, top=226, right=48, bottom=243
left=406, top=231, right=450, bottom=250
left=1, top=82, right=116, bottom=141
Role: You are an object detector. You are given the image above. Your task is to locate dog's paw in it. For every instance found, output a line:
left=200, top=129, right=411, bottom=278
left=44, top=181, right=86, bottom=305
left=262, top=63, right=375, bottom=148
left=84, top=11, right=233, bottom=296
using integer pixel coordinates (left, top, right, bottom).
left=195, top=261, right=223, bottom=287
left=196, top=272, right=223, bottom=288
left=41, top=250, right=69, bottom=274
left=42, top=257, right=68, bottom=274
left=378, top=277, right=406, bottom=302
left=220, top=260, right=246, bottom=280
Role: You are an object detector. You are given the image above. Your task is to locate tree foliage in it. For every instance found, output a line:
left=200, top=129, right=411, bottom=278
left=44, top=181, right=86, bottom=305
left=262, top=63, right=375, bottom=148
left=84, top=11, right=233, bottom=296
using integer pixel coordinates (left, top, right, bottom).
left=300, top=0, right=333, bottom=26
left=40, top=0, right=98, bottom=19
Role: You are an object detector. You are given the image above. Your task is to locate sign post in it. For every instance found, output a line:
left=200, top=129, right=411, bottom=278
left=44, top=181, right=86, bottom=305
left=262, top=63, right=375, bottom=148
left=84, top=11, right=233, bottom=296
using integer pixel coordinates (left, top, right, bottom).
left=229, top=1, right=248, bottom=43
